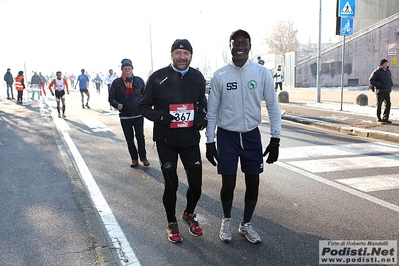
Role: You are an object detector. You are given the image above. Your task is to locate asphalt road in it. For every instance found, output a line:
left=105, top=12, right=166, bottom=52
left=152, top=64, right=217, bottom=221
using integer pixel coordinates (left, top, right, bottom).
left=2, top=88, right=399, bottom=266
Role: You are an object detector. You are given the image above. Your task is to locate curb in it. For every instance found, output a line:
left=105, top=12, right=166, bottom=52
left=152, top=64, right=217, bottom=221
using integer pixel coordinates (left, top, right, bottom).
left=282, top=115, right=399, bottom=144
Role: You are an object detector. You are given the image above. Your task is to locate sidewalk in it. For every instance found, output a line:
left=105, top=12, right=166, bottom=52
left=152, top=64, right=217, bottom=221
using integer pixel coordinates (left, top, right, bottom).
left=276, top=86, right=399, bottom=143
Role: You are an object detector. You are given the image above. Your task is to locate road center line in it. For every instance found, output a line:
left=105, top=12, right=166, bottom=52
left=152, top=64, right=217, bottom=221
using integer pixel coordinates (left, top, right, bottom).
left=276, top=161, right=399, bottom=213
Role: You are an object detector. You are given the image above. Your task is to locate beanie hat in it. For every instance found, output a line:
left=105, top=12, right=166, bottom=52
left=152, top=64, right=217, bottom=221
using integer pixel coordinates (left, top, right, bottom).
left=230, top=29, right=251, bottom=43
left=171, top=39, right=193, bottom=54
left=379, top=59, right=388, bottom=66
left=121, top=59, right=133, bottom=69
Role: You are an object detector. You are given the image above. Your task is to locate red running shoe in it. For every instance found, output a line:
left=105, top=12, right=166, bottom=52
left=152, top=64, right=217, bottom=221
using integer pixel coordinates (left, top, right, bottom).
left=181, top=210, right=203, bottom=236
left=167, top=222, right=183, bottom=243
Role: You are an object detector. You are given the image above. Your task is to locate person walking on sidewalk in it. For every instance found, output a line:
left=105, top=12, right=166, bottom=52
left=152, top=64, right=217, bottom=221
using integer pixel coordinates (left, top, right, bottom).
left=104, top=69, right=118, bottom=110
left=205, top=29, right=281, bottom=244
left=30, top=71, right=42, bottom=100
left=369, top=59, right=393, bottom=124
left=48, top=71, right=69, bottom=118
left=273, top=65, right=283, bottom=91
left=74, top=69, right=90, bottom=108
left=14, top=71, right=25, bottom=104
left=138, top=39, right=208, bottom=244
left=39, top=72, right=47, bottom=97
left=109, top=59, right=150, bottom=168
left=4, top=68, right=14, bottom=100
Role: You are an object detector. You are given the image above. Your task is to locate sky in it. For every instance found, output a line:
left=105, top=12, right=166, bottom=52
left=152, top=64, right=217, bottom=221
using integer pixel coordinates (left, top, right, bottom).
left=0, top=0, right=338, bottom=81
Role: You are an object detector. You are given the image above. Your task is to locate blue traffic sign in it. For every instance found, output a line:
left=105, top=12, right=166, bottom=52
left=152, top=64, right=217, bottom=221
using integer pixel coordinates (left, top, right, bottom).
left=340, top=17, right=354, bottom=36
left=338, top=0, right=356, bottom=17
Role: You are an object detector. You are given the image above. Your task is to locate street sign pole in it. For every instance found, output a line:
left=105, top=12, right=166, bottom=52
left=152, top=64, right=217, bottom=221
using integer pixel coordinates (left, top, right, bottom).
left=340, top=35, right=345, bottom=111
left=336, top=0, right=355, bottom=111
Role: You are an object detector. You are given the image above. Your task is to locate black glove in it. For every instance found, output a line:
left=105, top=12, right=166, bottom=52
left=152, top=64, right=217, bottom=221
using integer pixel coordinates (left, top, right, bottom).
left=159, top=113, right=176, bottom=126
left=195, top=112, right=207, bottom=130
left=206, top=142, right=218, bottom=166
left=263, top=137, right=280, bottom=164
left=51, top=92, right=54, bottom=96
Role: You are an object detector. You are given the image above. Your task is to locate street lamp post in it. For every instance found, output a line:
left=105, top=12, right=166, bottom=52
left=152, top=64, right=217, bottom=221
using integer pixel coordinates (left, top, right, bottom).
left=316, top=0, right=322, bottom=103
left=149, top=21, right=154, bottom=74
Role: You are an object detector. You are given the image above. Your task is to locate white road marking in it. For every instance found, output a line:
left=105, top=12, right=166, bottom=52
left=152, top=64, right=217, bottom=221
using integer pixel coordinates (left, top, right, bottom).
left=50, top=108, right=71, bottom=131
left=276, top=161, right=399, bottom=213
left=280, top=142, right=399, bottom=160
left=45, top=97, right=140, bottom=265
left=107, top=114, right=154, bottom=129
left=39, top=101, right=47, bottom=116
left=288, top=154, right=399, bottom=173
left=280, top=142, right=399, bottom=191
left=78, top=115, right=111, bottom=132
left=108, top=113, right=120, bottom=122
left=63, top=132, right=141, bottom=266
left=337, top=175, right=399, bottom=192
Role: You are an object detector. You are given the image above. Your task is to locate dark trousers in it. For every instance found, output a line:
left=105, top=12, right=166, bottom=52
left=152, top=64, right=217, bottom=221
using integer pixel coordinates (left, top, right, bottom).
left=274, top=82, right=283, bottom=91
left=17, top=90, right=23, bottom=102
left=120, top=116, right=146, bottom=161
left=6, top=83, right=14, bottom=98
left=156, top=142, right=202, bottom=222
left=95, top=83, right=100, bottom=94
left=376, top=93, right=391, bottom=120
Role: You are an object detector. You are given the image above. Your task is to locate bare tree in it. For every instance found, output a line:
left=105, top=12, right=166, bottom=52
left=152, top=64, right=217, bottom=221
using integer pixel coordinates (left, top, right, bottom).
left=221, top=45, right=229, bottom=64
left=265, top=18, right=301, bottom=63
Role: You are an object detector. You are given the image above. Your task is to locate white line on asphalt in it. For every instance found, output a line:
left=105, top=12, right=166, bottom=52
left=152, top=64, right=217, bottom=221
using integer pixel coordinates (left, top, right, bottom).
left=45, top=100, right=71, bottom=131
left=288, top=154, right=399, bottom=173
left=107, top=114, right=154, bottom=129
left=45, top=97, right=140, bottom=265
left=279, top=142, right=399, bottom=160
left=337, top=175, right=399, bottom=192
left=62, top=132, right=141, bottom=266
left=39, top=100, right=47, bottom=116
left=276, top=161, right=399, bottom=213
left=78, top=115, right=111, bottom=132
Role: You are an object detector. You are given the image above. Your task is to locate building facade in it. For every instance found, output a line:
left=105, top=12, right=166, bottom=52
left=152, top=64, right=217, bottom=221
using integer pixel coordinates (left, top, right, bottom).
left=292, top=11, right=399, bottom=88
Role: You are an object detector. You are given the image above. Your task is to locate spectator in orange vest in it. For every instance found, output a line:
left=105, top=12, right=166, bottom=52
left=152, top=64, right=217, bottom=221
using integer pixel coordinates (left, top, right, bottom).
left=14, top=71, right=25, bottom=104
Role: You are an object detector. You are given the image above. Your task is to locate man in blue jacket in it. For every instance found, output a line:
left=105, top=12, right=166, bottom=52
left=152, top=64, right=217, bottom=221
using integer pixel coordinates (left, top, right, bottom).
left=4, top=68, right=14, bottom=99
left=369, top=59, right=394, bottom=124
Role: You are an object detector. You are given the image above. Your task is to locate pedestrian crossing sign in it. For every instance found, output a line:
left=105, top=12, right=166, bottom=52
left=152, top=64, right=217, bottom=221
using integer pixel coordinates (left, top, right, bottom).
left=338, top=0, right=356, bottom=17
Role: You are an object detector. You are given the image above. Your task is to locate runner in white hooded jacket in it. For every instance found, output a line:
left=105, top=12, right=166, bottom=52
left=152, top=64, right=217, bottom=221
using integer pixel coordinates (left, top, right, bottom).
left=205, top=29, right=281, bottom=244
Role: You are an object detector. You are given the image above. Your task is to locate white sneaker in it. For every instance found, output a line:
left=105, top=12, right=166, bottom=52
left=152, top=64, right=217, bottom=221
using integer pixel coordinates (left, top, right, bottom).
left=58, top=113, right=61, bottom=118
left=219, top=217, right=232, bottom=242
left=238, top=222, right=261, bottom=243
